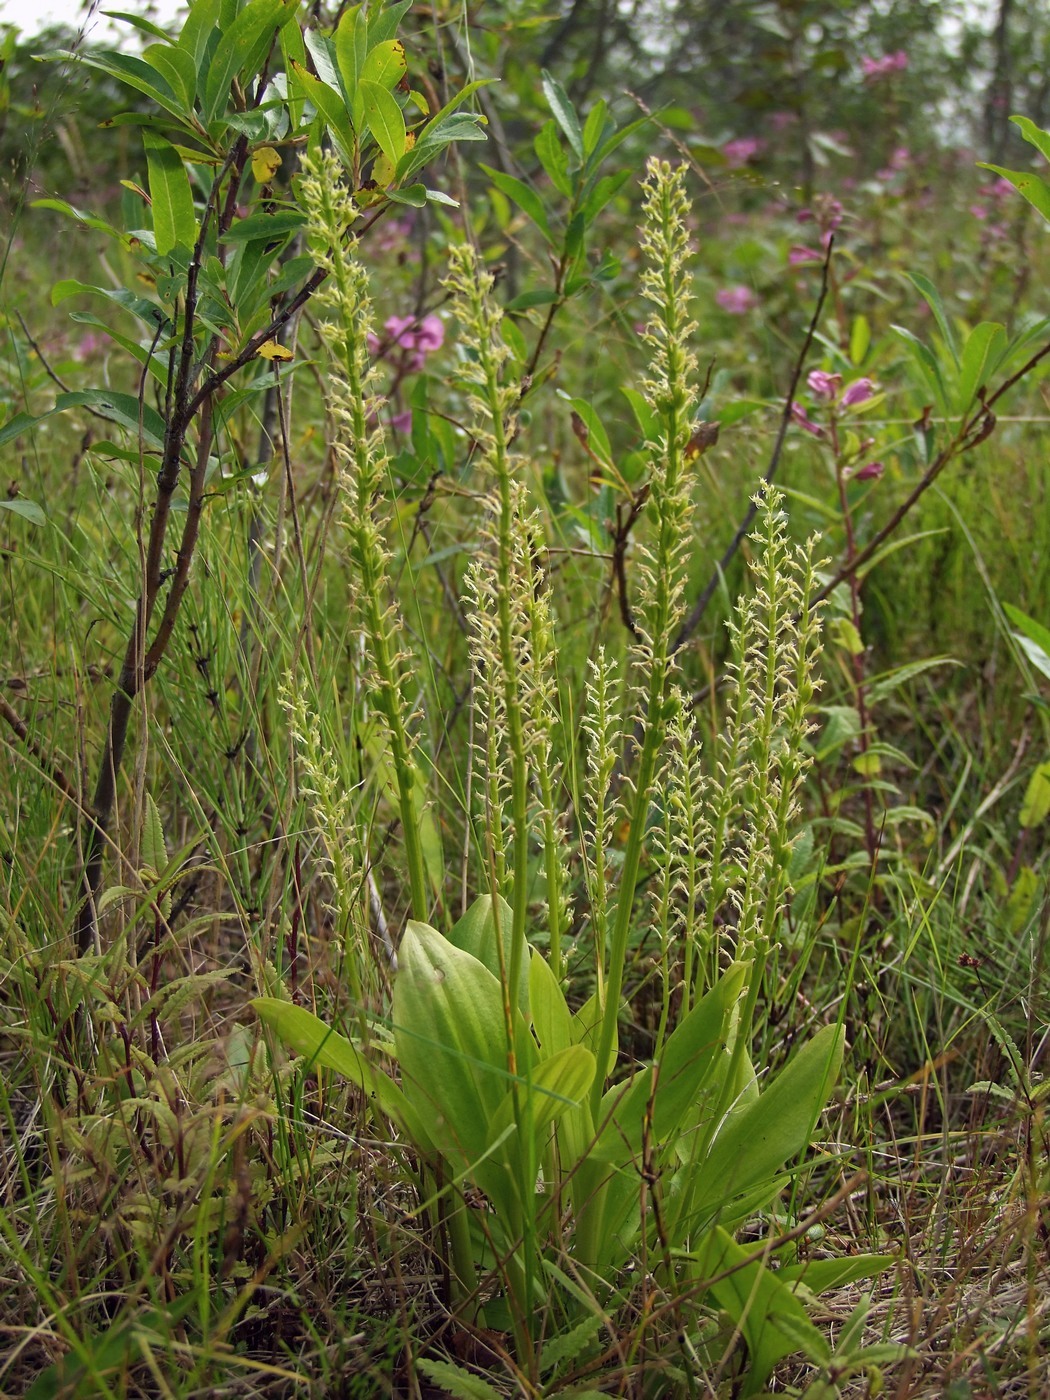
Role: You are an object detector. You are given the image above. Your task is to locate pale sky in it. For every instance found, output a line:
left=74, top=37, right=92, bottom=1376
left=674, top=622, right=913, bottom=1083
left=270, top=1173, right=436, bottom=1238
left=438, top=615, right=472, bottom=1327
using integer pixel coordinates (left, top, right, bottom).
left=0, top=0, right=183, bottom=41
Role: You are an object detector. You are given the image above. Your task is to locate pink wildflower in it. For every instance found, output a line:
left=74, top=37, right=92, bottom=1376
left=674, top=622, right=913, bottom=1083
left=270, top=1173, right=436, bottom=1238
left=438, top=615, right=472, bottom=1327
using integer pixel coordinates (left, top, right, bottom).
left=807, top=370, right=842, bottom=400
left=851, top=460, right=884, bottom=481
left=841, top=378, right=875, bottom=407
left=369, top=313, right=445, bottom=370
left=389, top=410, right=413, bottom=434
left=791, top=402, right=824, bottom=437
left=723, top=136, right=764, bottom=168
left=715, top=285, right=757, bottom=315
left=385, top=315, right=418, bottom=348
left=414, top=314, right=444, bottom=353
left=788, top=245, right=822, bottom=266
left=73, top=332, right=104, bottom=360
left=862, top=50, right=908, bottom=80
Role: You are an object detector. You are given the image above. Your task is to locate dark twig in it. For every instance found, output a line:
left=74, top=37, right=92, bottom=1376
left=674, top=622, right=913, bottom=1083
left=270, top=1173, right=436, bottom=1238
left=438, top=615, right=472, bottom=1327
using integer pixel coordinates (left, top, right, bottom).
left=673, top=237, right=834, bottom=654
left=609, top=488, right=650, bottom=639
left=74, top=149, right=236, bottom=955
left=0, top=694, right=80, bottom=807
left=15, top=311, right=73, bottom=394
left=812, top=332, right=1050, bottom=607
left=185, top=206, right=388, bottom=420
left=686, top=332, right=1050, bottom=718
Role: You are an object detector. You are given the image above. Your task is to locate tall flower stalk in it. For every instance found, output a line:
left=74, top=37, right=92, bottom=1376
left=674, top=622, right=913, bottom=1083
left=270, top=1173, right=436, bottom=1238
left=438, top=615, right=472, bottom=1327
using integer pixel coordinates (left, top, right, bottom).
left=661, top=694, right=710, bottom=1019
left=591, top=159, right=698, bottom=1114
left=445, top=243, right=576, bottom=1344
left=280, top=679, right=373, bottom=1009
left=298, top=151, right=428, bottom=924
left=581, top=647, right=621, bottom=1001
left=445, top=245, right=540, bottom=1003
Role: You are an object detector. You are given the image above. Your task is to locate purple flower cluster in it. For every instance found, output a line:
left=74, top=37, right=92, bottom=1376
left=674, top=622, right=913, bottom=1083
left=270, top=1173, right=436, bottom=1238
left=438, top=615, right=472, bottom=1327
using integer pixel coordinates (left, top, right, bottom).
left=850, top=459, right=884, bottom=481
left=876, top=146, right=911, bottom=183
left=791, top=374, right=883, bottom=481
left=367, top=313, right=445, bottom=372
left=861, top=50, right=908, bottom=81
left=970, top=176, right=1016, bottom=242
left=797, top=195, right=844, bottom=235
left=723, top=136, right=765, bottom=168
left=715, top=285, right=757, bottom=315
left=792, top=375, right=876, bottom=435
left=364, top=312, right=445, bottom=439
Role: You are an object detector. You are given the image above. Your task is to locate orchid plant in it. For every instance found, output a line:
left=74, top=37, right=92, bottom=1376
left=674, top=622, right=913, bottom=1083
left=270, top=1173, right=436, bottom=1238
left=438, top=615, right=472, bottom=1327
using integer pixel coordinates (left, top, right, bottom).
left=253, top=155, right=896, bottom=1391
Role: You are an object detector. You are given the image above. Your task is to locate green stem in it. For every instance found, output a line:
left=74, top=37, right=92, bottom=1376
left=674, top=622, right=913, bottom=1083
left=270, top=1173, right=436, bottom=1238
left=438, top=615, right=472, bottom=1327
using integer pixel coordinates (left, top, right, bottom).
left=474, top=310, right=530, bottom=1009
left=590, top=165, right=693, bottom=1116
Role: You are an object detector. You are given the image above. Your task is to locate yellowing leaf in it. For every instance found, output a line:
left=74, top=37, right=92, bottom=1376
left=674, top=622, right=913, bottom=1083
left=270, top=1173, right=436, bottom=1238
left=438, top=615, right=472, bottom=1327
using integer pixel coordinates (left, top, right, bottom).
left=252, top=145, right=282, bottom=182
left=256, top=339, right=294, bottom=361
left=853, top=750, right=881, bottom=777
left=371, top=132, right=414, bottom=189
left=1020, top=760, right=1050, bottom=828
left=372, top=150, right=397, bottom=188
left=360, top=37, right=407, bottom=90
left=1007, top=866, right=1038, bottom=933
left=832, top=617, right=864, bottom=656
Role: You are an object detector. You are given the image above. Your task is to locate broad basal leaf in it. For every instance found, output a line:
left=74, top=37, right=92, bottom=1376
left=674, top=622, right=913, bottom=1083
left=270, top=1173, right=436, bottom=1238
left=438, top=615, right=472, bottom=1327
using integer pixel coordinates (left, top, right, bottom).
left=690, top=1023, right=844, bottom=1228
left=393, top=921, right=528, bottom=1165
